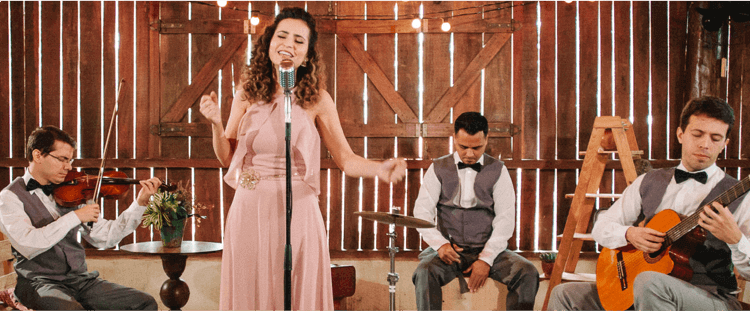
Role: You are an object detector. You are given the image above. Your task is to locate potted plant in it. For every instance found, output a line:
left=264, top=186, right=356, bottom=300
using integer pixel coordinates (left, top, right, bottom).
left=539, top=252, right=557, bottom=276
left=141, top=181, right=211, bottom=248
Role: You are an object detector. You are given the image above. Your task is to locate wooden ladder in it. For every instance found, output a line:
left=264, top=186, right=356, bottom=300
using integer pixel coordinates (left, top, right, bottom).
left=541, top=116, right=642, bottom=310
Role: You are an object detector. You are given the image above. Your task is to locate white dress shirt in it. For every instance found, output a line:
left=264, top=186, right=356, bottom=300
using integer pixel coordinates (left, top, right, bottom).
left=0, top=171, right=148, bottom=259
left=413, top=153, right=516, bottom=266
left=592, top=163, right=750, bottom=279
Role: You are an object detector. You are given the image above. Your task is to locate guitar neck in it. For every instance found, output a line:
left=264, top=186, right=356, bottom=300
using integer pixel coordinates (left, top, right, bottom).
left=665, top=175, right=750, bottom=245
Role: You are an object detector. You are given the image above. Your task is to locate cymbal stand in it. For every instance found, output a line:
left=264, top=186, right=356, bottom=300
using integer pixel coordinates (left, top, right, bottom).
left=387, top=207, right=400, bottom=311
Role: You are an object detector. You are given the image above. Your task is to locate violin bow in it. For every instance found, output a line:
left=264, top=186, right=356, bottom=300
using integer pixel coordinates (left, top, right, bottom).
left=88, top=79, right=125, bottom=226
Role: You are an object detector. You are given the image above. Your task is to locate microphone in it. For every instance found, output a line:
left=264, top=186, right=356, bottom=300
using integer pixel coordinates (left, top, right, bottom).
left=279, top=59, right=295, bottom=92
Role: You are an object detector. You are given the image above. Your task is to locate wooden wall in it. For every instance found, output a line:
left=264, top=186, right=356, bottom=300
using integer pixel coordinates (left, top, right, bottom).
left=1, top=1, right=749, bottom=256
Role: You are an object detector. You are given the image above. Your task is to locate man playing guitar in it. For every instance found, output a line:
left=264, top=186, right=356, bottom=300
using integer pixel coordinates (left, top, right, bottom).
left=548, top=96, right=750, bottom=310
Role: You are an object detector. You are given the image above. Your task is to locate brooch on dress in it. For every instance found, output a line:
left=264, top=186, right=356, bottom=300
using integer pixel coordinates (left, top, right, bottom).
left=238, top=169, right=260, bottom=190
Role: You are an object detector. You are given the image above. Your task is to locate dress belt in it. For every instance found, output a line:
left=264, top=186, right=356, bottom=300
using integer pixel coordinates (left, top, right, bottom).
left=238, top=168, right=301, bottom=190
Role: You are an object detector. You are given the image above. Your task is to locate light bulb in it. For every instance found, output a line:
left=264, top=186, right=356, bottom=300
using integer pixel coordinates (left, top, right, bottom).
left=411, top=18, right=421, bottom=29
left=251, top=16, right=260, bottom=25
left=217, top=0, right=227, bottom=7
left=441, top=21, right=451, bottom=32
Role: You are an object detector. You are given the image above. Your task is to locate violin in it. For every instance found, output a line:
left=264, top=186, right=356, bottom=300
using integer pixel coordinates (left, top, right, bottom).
left=52, top=171, right=175, bottom=208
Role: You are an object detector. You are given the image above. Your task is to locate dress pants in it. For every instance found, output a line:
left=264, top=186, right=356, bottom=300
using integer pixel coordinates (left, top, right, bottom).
left=412, top=247, right=539, bottom=310
left=547, top=271, right=742, bottom=311
left=15, top=271, right=158, bottom=310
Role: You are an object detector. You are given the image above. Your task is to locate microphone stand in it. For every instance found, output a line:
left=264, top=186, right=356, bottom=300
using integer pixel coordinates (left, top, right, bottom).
left=283, top=85, right=293, bottom=311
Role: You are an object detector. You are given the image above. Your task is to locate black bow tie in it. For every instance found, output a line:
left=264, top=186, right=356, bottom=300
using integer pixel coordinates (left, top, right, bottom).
left=457, top=162, right=482, bottom=172
left=26, top=179, right=54, bottom=196
left=674, top=169, right=708, bottom=184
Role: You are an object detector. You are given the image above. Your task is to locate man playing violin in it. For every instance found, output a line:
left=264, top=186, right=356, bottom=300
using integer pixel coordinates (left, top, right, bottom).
left=0, top=125, right=160, bottom=310
left=548, top=96, right=750, bottom=310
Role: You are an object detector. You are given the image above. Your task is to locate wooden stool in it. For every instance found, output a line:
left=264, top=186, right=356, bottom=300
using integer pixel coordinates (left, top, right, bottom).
left=331, top=264, right=355, bottom=310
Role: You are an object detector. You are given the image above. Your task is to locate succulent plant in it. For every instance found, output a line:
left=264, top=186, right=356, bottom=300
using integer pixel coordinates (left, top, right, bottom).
left=539, top=252, right=557, bottom=263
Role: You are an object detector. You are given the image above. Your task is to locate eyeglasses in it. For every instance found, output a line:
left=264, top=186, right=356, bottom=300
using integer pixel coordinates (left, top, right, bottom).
left=47, top=154, right=75, bottom=165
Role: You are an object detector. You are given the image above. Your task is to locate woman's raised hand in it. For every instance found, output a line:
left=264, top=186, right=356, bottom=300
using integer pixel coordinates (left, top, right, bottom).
left=200, top=91, right=222, bottom=126
left=378, top=158, right=408, bottom=183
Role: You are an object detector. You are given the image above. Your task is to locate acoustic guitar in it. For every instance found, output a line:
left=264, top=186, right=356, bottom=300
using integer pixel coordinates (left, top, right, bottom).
left=596, top=175, right=750, bottom=310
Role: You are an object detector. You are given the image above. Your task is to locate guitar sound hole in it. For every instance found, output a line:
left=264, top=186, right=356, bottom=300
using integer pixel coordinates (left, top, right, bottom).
left=643, top=246, right=667, bottom=263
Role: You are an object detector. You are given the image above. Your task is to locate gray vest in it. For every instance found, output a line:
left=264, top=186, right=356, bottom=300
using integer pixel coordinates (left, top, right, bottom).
left=639, top=168, right=743, bottom=293
left=433, top=154, right=504, bottom=248
left=6, top=177, right=87, bottom=281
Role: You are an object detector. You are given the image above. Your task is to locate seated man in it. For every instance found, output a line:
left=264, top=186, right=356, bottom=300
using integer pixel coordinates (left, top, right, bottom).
left=0, top=126, right=160, bottom=310
left=548, top=96, right=750, bottom=310
left=412, top=112, right=539, bottom=310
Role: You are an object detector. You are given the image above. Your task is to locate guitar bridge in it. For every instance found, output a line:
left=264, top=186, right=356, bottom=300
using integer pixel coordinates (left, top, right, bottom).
left=617, top=251, right=628, bottom=290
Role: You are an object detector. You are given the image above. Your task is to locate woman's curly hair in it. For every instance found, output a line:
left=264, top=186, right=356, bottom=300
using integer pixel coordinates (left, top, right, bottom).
left=241, top=7, right=325, bottom=109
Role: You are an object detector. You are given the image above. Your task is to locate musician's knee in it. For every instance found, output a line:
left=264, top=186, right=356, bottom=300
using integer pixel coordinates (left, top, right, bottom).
left=633, top=271, right=670, bottom=298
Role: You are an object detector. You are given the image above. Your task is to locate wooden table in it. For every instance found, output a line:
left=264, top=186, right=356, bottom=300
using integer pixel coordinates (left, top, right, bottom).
left=120, top=241, right=223, bottom=310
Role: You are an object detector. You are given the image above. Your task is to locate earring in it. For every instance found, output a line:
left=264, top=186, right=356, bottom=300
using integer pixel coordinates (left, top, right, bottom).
left=301, top=59, right=308, bottom=67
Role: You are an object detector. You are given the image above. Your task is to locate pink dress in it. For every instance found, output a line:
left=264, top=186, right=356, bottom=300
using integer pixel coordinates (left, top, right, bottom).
left=220, top=94, right=334, bottom=310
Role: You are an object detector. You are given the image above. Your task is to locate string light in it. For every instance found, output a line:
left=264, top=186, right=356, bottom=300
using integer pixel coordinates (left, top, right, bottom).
left=250, top=10, right=260, bottom=26
left=441, top=19, right=451, bottom=32
left=188, top=1, right=531, bottom=27
left=411, top=18, right=421, bottom=29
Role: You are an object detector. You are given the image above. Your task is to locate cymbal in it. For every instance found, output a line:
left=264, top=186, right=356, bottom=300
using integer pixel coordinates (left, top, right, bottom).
left=354, top=211, right=435, bottom=229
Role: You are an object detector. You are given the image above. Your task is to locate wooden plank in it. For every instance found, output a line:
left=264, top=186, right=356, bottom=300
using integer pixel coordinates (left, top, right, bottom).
left=728, top=18, right=743, bottom=159
left=632, top=1, right=650, bottom=159
left=512, top=1, right=538, bottom=251
left=10, top=2, right=24, bottom=158
left=422, top=1, right=453, bottom=161
left=668, top=2, right=689, bottom=160
left=405, top=169, right=421, bottom=250
left=117, top=168, right=137, bottom=246
left=375, top=171, right=391, bottom=251
left=156, top=17, right=515, bottom=35
left=328, top=170, right=343, bottom=250
left=483, top=2, right=513, bottom=160
left=24, top=2, right=39, bottom=142
left=576, top=2, right=600, bottom=252
left=118, top=2, right=135, bottom=160
left=650, top=1, right=668, bottom=160
left=740, top=22, right=750, bottom=163
left=578, top=1, right=598, bottom=159
left=41, top=1, right=61, bottom=128
left=79, top=1, right=101, bottom=159
left=438, top=1, right=486, bottom=125
left=160, top=1, right=190, bottom=159
left=191, top=2, right=221, bottom=243
left=148, top=2, right=161, bottom=158
left=103, top=1, right=117, bottom=161
left=337, top=1, right=365, bottom=252
left=556, top=1, right=578, bottom=252
left=424, top=32, right=511, bottom=123
left=614, top=1, right=631, bottom=119
left=360, top=1, right=398, bottom=250
left=338, top=33, right=418, bottom=123
left=100, top=2, right=118, bottom=226
left=192, top=168, right=222, bottom=243
left=3, top=157, right=718, bottom=171
left=307, top=1, right=336, bottom=109
left=135, top=2, right=152, bottom=159
left=161, top=37, right=247, bottom=123
left=395, top=1, right=420, bottom=159
left=538, top=1, right=556, bottom=251
left=600, top=1, right=613, bottom=117
left=0, top=1, right=9, bottom=162
left=61, top=2, right=78, bottom=136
